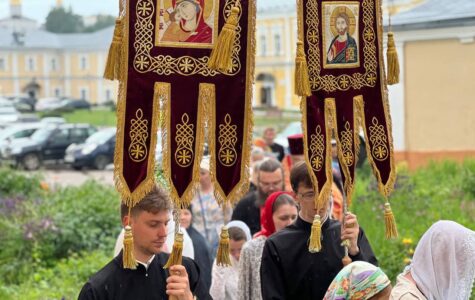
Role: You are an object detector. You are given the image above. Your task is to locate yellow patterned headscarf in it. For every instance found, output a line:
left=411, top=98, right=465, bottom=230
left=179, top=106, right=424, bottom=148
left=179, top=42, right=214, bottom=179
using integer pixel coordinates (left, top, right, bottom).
left=323, top=261, right=390, bottom=300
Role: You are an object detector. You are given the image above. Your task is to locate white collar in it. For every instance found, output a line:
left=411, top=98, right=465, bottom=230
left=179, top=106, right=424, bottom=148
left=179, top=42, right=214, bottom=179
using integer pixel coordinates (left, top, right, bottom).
left=136, top=255, right=155, bottom=270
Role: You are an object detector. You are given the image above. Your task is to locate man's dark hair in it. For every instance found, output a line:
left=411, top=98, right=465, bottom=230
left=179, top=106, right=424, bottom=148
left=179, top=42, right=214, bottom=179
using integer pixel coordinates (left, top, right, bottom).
left=120, top=185, right=171, bottom=219
left=258, top=158, right=283, bottom=177
left=228, top=227, right=247, bottom=241
left=290, top=161, right=313, bottom=193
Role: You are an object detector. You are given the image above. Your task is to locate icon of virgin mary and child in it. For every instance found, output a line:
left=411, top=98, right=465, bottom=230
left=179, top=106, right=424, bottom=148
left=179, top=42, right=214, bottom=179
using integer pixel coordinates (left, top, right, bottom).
left=161, top=0, right=213, bottom=44
left=326, top=11, right=358, bottom=65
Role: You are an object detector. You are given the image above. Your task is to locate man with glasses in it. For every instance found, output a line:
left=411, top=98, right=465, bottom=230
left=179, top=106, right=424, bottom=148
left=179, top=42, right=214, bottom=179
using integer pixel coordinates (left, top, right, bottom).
left=260, top=161, right=377, bottom=300
left=232, top=158, right=284, bottom=235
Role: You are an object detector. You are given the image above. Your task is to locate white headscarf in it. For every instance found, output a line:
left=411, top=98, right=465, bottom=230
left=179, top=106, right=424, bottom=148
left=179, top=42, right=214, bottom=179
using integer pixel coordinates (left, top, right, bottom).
left=226, top=220, right=252, bottom=241
left=410, top=220, right=475, bottom=300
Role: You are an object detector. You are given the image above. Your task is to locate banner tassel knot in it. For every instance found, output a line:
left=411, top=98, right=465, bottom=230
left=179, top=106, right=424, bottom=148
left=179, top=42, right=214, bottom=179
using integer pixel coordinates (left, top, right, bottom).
left=208, top=6, right=240, bottom=73
left=216, top=226, right=232, bottom=267
left=386, top=32, right=400, bottom=85
left=384, top=202, right=398, bottom=239
left=295, top=41, right=312, bottom=97
left=164, top=231, right=184, bottom=269
left=104, top=17, right=123, bottom=81
left=309, top=214, right=322, bottom=253
left=123, top=225, right=138, bottom=269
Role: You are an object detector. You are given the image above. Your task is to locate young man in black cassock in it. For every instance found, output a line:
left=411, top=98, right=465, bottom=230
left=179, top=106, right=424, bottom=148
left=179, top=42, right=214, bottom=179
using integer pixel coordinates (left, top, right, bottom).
left=260, top=161, right=377, bottom=300
left=78, top=186, right=210, bottom=300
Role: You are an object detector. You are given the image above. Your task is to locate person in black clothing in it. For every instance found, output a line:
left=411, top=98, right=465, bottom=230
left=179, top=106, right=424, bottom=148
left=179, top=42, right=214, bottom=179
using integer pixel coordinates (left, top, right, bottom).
left=260, top=161, right=377, bottom=300
left=79, top=186, right=210, bottom=300
left=180, top=206, right=213, bottom=293
left=231, top=158, right=284, bottom=235
left=263, top=127, right=285, bottom=162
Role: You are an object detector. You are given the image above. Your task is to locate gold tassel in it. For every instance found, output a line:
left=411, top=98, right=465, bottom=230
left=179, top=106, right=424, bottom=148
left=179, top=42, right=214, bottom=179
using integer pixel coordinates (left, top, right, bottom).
left=164, top=232, right=184, bottom=268
left=295, top=41, right=312, bottom=97
left=309, top=214, right=322, bottom=253
left=208, top=7, right=240, bottom=73
left=386, top=32, right=400, bottom=85
left=216, top=226, right=232, bottom=267
left=104, top=17, right=123, bottom=81
left=342, top=255, right=352, bottom=266
left=384, top=202, right=398, bottom=239
left=123, top=225, right=138, bottom=269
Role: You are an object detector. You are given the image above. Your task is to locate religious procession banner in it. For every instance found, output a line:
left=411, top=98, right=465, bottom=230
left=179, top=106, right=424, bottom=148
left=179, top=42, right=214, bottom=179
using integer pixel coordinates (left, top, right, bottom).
left=112, top=0, right=255, bottom=209
left=296, top=0, right=397, bottom=240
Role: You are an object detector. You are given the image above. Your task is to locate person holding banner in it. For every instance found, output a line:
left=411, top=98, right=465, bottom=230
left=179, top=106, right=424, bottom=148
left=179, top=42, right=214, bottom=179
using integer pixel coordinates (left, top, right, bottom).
left=78, top=186, right=210, bottom=300
left=260, top=162, right=377, bottom=300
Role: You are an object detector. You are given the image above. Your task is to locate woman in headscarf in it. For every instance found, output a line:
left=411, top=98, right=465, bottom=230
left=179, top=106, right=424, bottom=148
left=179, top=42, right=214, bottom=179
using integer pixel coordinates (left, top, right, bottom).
left=162, top=0, right=212, bottom=44
left=210, top=220, right=251, bottom=300
left=238, top=191, right=298, bottom=300
left=324, top=261, right=392, bottom=300
left=391, top=220, right=475, bottom=300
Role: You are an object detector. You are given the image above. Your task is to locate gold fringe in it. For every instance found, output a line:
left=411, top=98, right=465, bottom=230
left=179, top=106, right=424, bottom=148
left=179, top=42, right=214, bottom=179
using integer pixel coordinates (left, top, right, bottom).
left=309, top=214, right=322, bottom=253
left=386, top=32, right=400, bottom=85
left=208, top=6, right=240, bottom=73
left=384, top=202, right=398, bottom=239
left=104, top=17, right=123, bottom=81
left=164, top=232, right=184, bottom=268
left=157, top=82, right=205, bottom=209
left=294, top=41, right=312, bottom=97
left=113, top=2, right=158, bottom=207
left=207, top=0, right=255, bottom=208
left=216, top=226, right=232, bottom=267
left=123, top=225, right=138, bottom=269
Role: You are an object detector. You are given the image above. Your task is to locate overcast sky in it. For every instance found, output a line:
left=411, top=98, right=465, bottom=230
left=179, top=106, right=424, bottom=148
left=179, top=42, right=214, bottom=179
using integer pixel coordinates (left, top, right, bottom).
left=0, top=0, right=119, bottom=23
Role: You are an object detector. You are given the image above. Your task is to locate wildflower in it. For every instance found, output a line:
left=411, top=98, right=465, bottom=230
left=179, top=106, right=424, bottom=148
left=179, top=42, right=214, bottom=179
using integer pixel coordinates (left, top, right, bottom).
left=40, top=181, right=49, bottom=191
left=403, top=257, right=412, bottom=264
left=402, top=238, right=413, bottom=245
left=408, top=248, right=414, bottom=255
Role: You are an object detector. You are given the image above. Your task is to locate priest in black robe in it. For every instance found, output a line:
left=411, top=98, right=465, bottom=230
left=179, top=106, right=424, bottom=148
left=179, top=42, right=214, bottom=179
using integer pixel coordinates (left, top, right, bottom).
left=260, top=162, right=377, bottom=300
left=78, top=186, right=211, bottom=300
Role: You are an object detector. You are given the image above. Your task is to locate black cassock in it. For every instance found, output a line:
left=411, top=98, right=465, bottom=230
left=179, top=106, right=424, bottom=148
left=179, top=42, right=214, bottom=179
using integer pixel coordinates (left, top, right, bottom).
left=260, top=216, right=377, bottom=300
left=78, top=251, right=211, bottom=300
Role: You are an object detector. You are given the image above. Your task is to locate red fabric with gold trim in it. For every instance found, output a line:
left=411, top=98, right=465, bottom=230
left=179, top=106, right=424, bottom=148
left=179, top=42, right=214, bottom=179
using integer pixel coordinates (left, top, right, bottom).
left=299, top=0, right=396, bottom=208
left=114, top=0, right=255, bottom=207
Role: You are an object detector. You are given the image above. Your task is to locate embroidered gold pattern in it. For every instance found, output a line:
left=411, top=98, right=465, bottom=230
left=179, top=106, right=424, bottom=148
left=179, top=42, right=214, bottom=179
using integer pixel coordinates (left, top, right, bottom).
left=218, top=114, right=238, bottom=167
left=133, top=0, right=242, bottom=76
left=306, top=0, right=377, bottom=92
left=310, top=126, right=325, bottom=171
left=368, top=117, right=388, bottom=161
left=175, top=114, right=195, bottom=167
left=341, top=121, right=354, bottom=167
left=128, top=109, right=149, bottom=162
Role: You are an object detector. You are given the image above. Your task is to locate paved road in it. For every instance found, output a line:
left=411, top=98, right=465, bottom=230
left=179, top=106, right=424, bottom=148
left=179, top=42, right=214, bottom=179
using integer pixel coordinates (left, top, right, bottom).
left=29, top=164, right=114, bottom=188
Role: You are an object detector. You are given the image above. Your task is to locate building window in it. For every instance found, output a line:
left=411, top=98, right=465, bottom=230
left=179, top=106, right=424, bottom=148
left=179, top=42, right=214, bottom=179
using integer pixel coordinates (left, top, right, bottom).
left=54, top=88, right=61, bottom=97
left=27, top=57, right=35, bottom=71
left=80, top=56, right=88, bottom=70
left=80, top=88, right=88, bottom=100
left=274, top=34, right=282, bottom=56
left=260, top=35, right=267, bottom=56
left=106, top=90, right=112, bottom=101
left=0, top=58, right=5, bottom=71
left=51, top=58, right=57, bottom=71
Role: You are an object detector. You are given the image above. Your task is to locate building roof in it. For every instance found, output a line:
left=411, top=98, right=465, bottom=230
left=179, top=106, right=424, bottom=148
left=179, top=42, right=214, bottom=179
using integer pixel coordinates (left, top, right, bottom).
left=0, top=26, right=113, bottom=50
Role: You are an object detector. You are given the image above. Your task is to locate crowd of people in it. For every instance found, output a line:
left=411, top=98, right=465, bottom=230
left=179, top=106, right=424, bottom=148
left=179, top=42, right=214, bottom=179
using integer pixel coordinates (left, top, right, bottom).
left=78, top=127, right=475, bottom=300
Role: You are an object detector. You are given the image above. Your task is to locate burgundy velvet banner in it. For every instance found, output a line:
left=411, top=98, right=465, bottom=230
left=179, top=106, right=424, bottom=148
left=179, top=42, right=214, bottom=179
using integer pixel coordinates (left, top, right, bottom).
left=299, top=0, right=396, bottom=208
left=114, top=0, right=254, bottom=207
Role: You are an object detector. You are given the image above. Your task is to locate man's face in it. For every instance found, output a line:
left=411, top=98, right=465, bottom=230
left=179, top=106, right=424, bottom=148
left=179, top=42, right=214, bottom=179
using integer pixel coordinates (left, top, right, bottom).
left=258, top=169, right=284, bottom=199
left=295, top=183, right=329, bottom=221
left=336, top=16, right=348, bottom=35
left=125, top=210, right=170, bottom=257
left=229, top=238, right=246, bottom=262
left=180, top=209, right=192, bottom=229
left=263, top=129, right=276, bottom=145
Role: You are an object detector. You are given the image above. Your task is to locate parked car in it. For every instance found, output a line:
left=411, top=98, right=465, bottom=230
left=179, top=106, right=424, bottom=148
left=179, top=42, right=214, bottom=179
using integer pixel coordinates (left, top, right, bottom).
left=0, top=123, right=97, bottom=170
left=40, top=116, right=66, bottom=124
left=0, top=100, right=21, bottom=124
left=0, top=123, right=45, bottom=148
left=35, top=97, right=62, bottom=112
left=8, top=96, right=37, bottom=112
left=64, top=127, right=115, bottom=170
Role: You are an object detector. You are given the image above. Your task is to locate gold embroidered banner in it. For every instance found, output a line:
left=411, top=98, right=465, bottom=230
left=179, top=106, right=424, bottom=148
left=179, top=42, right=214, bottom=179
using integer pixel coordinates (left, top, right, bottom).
left=298, top=0, right=396, bottom=228
left=112, top=0, right=255, bottom=208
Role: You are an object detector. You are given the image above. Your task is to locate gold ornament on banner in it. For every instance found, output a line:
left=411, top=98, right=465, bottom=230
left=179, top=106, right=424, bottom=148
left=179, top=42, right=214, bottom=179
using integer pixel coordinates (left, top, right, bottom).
left=341, top=122, right=354, bottom=167
left=369, top=117, right=389, bottom=161
left=128, top=109, right=148, bottom=162
left=175, top=114, right=194, bottom=168
left=218, top=114, right=238, bottom=167
left=310, top=126, right=324, bottom=172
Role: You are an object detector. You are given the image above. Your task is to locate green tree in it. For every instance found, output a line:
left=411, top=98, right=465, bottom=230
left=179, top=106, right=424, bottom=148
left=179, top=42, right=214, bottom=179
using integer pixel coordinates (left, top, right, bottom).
left=83, top=15, right=116, bottom=33
left=45, top=6, right=84, bottom=33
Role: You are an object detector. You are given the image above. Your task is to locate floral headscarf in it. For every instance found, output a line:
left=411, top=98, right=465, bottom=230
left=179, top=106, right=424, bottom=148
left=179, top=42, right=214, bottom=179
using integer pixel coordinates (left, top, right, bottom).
left=324, top=261, right=390, bottom=300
